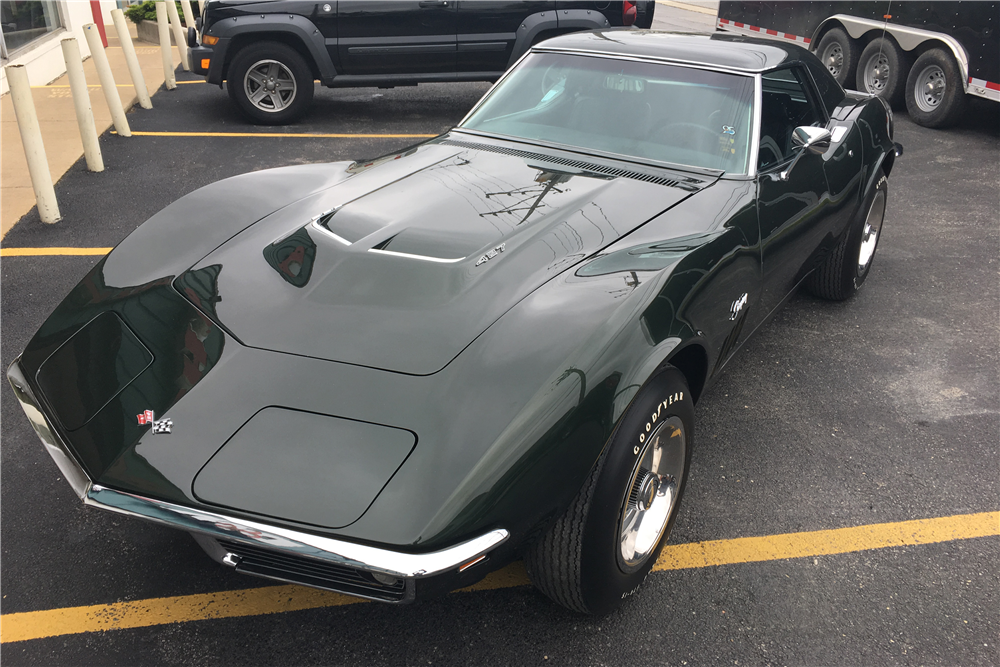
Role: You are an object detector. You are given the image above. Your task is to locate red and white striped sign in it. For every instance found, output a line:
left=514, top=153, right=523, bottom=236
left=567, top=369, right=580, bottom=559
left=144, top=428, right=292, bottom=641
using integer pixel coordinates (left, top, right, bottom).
left=717, top=18, right=811, bottom=46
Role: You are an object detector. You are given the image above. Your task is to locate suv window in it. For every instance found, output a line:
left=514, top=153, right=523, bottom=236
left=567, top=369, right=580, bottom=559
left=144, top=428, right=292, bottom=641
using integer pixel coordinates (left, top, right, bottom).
left=758, top=67, right=825, bottom=170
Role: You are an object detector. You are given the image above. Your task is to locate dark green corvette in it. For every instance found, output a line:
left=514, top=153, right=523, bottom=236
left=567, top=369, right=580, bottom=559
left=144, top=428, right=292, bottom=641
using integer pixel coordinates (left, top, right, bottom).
left=8, top=32, right=899, bottom=614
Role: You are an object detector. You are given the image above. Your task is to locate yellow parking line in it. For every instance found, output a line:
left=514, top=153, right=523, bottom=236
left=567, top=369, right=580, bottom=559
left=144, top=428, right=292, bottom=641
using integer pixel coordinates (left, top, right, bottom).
left=117, top=131, right=438, bottom=138
left=1, top=247, right=112, bottom=257
left=1, top=512, right=995, bottom=643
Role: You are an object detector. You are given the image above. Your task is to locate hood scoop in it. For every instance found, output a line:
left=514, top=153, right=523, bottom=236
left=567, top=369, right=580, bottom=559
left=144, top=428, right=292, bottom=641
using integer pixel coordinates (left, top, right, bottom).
left=182, top=142, right=713, bottom=375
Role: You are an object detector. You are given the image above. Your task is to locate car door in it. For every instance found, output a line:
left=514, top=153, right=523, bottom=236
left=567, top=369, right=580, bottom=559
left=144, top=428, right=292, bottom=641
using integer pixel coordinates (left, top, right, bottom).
left=456, top=1, right=554, bottom=73
left=754, top=65, right=860, bottom=320
left=337, top=0, right=457, bottom=76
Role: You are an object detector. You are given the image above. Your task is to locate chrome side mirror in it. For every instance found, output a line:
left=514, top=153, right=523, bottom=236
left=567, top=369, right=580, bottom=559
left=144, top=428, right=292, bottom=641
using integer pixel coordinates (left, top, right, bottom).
left=772, top=126, right=832, bottom=182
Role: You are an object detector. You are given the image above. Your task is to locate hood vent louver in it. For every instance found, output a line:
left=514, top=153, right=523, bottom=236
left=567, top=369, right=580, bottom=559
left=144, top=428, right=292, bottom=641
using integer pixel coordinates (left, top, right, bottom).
left=440, top=139, right=707, bottom=191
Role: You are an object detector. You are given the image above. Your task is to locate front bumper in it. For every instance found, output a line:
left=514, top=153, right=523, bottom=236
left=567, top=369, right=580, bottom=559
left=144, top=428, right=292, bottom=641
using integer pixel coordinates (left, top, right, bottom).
left=7, top=357, right=508, bottom=603
left=189, top=40, right=229, bottom=84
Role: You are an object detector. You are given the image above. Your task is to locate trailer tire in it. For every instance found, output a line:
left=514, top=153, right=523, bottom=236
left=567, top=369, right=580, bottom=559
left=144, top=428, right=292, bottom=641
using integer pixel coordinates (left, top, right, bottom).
left=815, top=28, right=858, bottom=87
left=856, top=37, right=910, bottom=108
left=904, top=48, right=967, bottom=129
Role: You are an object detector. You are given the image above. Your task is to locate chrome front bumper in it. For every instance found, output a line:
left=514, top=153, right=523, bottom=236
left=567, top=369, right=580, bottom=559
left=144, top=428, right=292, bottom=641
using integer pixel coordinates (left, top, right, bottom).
left=7, top=358, right=508, bottom=603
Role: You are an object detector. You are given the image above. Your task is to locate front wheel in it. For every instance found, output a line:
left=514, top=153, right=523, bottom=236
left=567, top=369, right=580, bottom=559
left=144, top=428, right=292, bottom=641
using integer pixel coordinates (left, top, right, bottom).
left=904, top=48, right=967, bottom=129
left=227, top=41, right=314, bottom=125
left=525, top=366, right=693, bottom=614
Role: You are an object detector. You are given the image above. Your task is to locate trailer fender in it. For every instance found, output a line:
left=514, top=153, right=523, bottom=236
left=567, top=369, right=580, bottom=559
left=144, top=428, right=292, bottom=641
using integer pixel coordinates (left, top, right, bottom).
left=814, top=15, right=969, bottom=92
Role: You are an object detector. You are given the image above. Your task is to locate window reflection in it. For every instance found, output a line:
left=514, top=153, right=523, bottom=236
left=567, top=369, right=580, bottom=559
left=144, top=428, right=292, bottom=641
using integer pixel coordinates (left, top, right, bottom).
left=1, top=1, right=62, bottom=56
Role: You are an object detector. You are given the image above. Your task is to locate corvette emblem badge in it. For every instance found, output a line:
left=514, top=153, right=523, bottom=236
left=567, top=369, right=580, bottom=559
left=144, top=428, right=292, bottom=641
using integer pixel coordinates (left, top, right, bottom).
left=137, top=410, right=172, bottom=434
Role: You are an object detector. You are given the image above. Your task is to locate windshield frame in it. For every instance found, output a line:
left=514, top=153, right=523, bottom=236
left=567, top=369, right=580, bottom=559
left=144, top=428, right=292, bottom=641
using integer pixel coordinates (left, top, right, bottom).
left=457, top=48, right=763, bottom=179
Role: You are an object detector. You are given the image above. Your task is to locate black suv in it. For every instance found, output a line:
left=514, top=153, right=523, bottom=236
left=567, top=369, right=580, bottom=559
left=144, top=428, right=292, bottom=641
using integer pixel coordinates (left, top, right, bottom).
left=189, top=1, right=655, bottom=124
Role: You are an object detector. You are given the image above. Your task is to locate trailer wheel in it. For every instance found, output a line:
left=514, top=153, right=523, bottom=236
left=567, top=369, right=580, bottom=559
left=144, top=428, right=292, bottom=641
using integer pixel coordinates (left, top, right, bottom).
left=904, top=48, right=967, bottom=129
left=856, top=37, right=910, bottom=108
left=815, top=28, right=858, bottom=87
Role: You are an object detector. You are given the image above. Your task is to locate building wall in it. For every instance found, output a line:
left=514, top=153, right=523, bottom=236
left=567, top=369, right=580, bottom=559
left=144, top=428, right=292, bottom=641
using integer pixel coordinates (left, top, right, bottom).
left=1, top=1, right=120, bottom=95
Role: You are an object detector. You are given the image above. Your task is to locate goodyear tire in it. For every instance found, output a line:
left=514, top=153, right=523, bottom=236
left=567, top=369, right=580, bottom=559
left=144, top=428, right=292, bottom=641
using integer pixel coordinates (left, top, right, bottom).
left=525, top=366, right=693, bottom=614
left=856, top=37, right=910, bottom=108
left=806, top=169, right=887, bottom=301
left=815, top=27, right=858, bottom=87
left=904, top=48, right=967, bottom=129
left=227, top=41, right=314, bottom=125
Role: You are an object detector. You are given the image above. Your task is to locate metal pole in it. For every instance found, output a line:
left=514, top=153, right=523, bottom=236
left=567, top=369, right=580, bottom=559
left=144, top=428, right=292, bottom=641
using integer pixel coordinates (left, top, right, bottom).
left=111, top=8, right=152, bottom=110
left=4, top=65, right=61, bottom=224
left=83, top=24, right=131, bottom=137
left=155, top=3, right=176, bottom=90
left=60, top=38, right=104, bottom=172
left=166, top=1, right=190, bottom=71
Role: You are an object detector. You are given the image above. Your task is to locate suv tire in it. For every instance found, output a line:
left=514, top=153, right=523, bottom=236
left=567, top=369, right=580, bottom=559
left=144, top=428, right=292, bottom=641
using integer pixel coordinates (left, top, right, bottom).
left=227, top=41, right=314, bottom=125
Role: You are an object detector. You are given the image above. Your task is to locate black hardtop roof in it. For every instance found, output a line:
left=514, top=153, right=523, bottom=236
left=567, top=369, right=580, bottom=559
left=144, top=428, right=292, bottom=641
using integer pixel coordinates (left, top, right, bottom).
left=533, top=30, right=812, bottom=73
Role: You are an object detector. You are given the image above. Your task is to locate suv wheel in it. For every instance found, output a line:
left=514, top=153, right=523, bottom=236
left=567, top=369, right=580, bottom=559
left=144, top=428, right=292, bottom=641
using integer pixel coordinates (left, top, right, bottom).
left=227, top=41, right=314, bottom=125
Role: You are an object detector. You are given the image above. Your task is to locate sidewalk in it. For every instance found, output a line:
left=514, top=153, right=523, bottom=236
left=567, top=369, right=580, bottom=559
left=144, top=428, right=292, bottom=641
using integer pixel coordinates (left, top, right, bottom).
left=652, top=0, right=719, bottom=33
left=1, top=23, right=183, bottom=239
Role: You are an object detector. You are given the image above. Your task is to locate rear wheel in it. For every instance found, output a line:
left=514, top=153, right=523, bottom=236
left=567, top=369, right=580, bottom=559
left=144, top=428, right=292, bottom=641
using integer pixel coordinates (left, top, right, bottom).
left=227, top=41, right=314, bottom=125
left=806, top=169, right=887, bottom=301
left=525, top=366, right=693, bottom=614
left=856, top=38, right=910, bottom=108
left=904, top=48, right=967, bottom=129
left=815, top=28, right=858, bottom=87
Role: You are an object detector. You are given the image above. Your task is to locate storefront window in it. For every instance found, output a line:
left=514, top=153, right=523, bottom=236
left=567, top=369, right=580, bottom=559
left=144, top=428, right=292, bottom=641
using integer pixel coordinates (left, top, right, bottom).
left=1, top=1, right=63, bottom=57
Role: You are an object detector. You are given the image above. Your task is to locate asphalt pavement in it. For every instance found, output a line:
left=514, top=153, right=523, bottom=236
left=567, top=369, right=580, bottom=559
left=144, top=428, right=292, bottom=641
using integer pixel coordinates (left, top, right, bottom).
left=1, top=51, right=998, bottom=666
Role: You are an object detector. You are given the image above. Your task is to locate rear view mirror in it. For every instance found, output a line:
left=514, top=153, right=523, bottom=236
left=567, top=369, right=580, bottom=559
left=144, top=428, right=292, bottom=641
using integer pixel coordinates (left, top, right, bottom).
left=773, top=126, right=832, bottom=181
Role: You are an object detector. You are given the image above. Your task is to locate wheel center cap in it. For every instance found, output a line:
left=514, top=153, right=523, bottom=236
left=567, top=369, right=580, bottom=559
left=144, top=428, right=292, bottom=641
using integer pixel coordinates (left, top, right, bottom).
left=637, top=474, right=659, bottom=511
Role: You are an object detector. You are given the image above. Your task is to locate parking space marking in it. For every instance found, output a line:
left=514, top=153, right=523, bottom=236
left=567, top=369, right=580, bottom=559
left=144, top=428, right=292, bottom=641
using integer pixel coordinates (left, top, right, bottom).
left=1, top=512, right=995, bottom=644
left=1, top=248, right=112, bottom=257
left=118, top=131, right=439, bottom=139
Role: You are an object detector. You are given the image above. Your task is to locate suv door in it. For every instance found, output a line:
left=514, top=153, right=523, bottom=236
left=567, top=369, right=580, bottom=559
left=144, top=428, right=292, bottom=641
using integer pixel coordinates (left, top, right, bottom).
left=456, top=1, right=554, bottom=73
left=337, top=0, right=457, bottom=76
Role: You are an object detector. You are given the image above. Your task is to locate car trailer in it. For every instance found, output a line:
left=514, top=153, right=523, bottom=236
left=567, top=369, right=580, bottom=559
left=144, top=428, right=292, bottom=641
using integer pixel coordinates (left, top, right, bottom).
left=716, top=1, right=999, bottom=128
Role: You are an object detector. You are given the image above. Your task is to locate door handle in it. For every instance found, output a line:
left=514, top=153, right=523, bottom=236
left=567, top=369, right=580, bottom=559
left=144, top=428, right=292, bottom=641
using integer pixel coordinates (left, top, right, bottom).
left=418, top=0, right=448, bottom=6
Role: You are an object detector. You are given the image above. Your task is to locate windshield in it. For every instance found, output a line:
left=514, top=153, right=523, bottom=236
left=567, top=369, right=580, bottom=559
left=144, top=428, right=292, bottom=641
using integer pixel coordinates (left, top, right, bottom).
left=461, top=52, right=756, bottom=174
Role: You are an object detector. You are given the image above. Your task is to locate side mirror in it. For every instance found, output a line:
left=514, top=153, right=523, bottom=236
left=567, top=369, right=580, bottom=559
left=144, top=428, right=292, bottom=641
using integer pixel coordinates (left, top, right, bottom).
left=772, top=126, right=832, bottom=181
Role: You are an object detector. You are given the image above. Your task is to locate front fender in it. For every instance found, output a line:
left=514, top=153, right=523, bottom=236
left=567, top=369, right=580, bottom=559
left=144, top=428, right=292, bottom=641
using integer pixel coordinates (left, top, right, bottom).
left=102, top=163, right=353, bottom=290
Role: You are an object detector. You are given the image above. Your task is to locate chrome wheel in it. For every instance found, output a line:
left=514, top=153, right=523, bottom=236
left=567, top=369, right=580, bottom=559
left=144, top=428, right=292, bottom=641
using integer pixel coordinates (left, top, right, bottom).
left=857, top=190, right=886, bottom=278
left=618, top=416, right=686, bottom=570
left=862, top=52, right=890, bottom=94
left=913, top=64, right=946, bottom=112
left=243, top=59, right=297, bottom=113
left=821, top=41, right=845, bottom=78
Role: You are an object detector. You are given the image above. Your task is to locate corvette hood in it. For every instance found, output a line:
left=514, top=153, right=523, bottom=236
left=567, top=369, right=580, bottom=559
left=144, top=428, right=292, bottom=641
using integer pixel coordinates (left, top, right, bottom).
left=181, top=138, right=714, bottom=375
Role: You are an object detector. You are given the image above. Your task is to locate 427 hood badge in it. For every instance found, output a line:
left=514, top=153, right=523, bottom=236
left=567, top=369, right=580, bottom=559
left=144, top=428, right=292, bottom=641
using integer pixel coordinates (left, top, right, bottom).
left=137, top=410, right=173, bottom=434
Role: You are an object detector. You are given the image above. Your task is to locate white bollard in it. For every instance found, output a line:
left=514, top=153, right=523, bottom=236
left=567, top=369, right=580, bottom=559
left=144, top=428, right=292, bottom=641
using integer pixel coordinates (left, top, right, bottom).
left=5, top=65, right=61, bottom=224
left=198, top=0, right=205, bottom=17
left=83, top=24, right=131, bottom=137
left=155, top=3, right=176, bottom=90
left=180, top=0, right=196, bottom=29
left=111, top=8, right=152, bottom=110
left=60, top=38, right=104, bottom=172
left=166, top=0, right=190, bottom=71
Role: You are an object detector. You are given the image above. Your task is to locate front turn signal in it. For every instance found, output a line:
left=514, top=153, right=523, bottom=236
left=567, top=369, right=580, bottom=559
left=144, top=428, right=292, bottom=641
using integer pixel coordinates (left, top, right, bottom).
left=202, top=34, right=219, bottom=46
